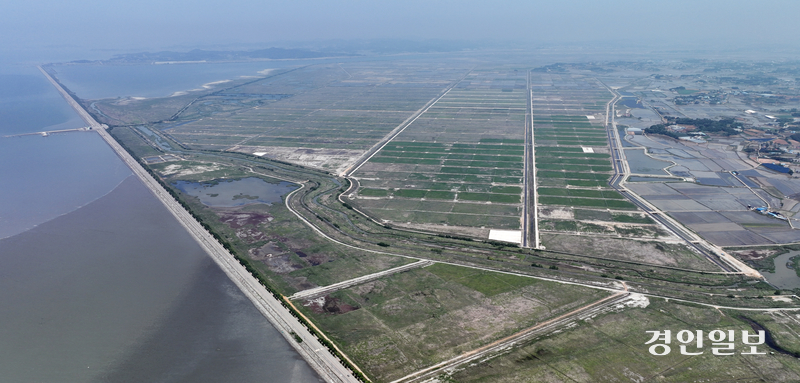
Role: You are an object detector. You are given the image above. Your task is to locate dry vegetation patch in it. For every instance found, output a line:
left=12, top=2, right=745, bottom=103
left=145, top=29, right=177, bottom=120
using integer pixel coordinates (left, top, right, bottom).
left=541, top=233, right=719, bottom=271
left=301, top=263, right=610, bottom=381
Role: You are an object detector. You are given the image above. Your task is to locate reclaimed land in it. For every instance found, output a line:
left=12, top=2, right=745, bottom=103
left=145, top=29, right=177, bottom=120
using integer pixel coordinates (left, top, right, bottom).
left=353, top=68, right=529, bottom=237
left=49, top=58, right=800, bottom=383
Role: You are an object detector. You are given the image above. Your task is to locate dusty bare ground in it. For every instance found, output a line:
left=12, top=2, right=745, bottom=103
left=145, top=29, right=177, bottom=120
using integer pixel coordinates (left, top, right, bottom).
left=392, top=222, right=491, bottom=239
left=161, top=163, right=222, bottom=177
left=539, top=207, right=574, bottom=220
left=729, top=248, right=781, bottom=261
left=541, top=233, right=714, bottom=269
left=232, top=145, right=364, bottom=173
left=216, top=209, right=273, bottom=243
left=302, top=295, right=359, bottom=315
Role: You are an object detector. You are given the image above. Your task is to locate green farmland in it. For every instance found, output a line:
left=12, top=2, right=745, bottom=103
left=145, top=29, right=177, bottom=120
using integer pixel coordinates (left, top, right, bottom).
left=532, top=75, right=642, bottom=233
left=354, top=69, right=529, bottom=236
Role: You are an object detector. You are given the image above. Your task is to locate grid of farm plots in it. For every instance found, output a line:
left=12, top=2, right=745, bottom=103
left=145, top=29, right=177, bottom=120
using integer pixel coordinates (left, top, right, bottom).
left=352, top=69, right=528, bottom=236
left=531, top=74, right=641, bottom=235
left=164, top=62, right=469, bottom=151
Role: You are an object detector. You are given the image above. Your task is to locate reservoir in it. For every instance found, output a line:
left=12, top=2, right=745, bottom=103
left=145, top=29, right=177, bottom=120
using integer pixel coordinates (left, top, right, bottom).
left=174, top=177, right=297, bottom=207
left=0, top=63, right=321, bottom=381
left=624, top=148, right=672, bottom=176
left=762, top=251, right=800, bottom=290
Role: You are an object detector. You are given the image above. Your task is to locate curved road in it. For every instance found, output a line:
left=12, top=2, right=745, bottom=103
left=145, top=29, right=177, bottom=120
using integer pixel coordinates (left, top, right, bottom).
left=600, top=85, right=759, bottom=276
left=40, top=66, right=361, bottom=383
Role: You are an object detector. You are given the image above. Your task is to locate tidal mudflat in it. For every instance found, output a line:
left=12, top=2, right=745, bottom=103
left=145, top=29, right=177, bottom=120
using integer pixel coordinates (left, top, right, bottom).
left=0, top=175, right=321, bottom=382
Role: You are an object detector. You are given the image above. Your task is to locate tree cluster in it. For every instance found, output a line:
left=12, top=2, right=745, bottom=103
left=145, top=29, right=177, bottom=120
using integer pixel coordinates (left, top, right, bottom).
left=645, top=117, right=742, bottom=137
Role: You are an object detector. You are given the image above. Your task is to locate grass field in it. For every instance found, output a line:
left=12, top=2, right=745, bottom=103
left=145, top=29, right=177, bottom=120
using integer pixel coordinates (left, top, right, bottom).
left=448, top=298, right=800, bottom=382
left=100, top=60, right=797, bottom=383
left=297, top=263, right=611, bottom=381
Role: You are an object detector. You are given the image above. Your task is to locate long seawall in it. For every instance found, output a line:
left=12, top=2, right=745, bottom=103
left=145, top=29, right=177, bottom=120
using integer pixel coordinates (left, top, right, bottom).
left=38, top=66, right=360, bottom=383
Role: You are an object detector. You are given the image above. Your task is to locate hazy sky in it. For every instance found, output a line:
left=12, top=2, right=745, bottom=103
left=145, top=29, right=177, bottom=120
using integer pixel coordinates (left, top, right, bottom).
left=3, top=0, right=799, bottom=57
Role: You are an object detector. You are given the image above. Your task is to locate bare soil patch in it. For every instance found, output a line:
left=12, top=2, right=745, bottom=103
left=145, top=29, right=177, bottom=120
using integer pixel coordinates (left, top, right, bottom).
left=539, top=207, right=574, bottom=220
left=393, top=222, right=490, bottom=238
left=730, top=248, right=780, bottom=261
left=234, top=146, right=363, bottom=174
left=541, top=233, right=718, bottom=270
left=303, top=295, right=359, bottom=315
left=216, top=209, right=273, bottom=243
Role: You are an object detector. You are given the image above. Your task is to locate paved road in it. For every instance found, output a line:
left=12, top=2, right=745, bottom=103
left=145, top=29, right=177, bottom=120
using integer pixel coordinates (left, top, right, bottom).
left=40, top=66, right=360, bottom=383
left=42, top=64, right=797, bottom=383
left=343, top=70, right=469, bottom=178
left=522, top=71, right=541, bottom=249
left=600, top=85, right=759, bottom=276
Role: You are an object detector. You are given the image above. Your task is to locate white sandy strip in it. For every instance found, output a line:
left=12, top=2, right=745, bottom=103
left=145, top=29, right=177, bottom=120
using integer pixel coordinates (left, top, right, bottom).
left=488, top=229, right=522, bottom=244
left=201, top=79, right=231, bottom=89
left=169, top=79, right=233, bottom=97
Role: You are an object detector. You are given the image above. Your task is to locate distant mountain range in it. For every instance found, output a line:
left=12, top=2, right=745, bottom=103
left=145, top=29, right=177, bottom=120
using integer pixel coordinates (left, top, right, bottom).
left=63, top=40, right=491, bottom=65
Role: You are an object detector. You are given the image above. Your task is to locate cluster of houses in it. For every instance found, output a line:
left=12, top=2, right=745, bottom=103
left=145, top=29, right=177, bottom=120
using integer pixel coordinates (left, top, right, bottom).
left=672, top=89, right=728, bottom=105
left=742, top=130, right=800, bottom=163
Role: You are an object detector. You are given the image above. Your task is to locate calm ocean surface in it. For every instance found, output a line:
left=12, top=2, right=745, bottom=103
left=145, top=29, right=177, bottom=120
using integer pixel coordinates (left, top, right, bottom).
left=51, top=61, right=298, bottom=99
left=0, top=60, right=321, bottom=382
left=48, top=53, right=440, bottom=100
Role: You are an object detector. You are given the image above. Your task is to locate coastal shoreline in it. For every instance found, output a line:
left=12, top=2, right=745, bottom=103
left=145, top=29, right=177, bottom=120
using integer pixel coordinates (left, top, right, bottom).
left=39, top=66, right=358, bottom=383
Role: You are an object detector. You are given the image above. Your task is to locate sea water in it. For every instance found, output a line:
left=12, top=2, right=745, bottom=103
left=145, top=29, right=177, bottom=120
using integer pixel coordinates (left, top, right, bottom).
left=0, top=61, right=320, bottom=381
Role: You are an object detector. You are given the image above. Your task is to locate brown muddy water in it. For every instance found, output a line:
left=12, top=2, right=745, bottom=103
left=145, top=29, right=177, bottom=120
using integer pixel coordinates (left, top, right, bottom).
left=0, top=175, right=321, bottom=382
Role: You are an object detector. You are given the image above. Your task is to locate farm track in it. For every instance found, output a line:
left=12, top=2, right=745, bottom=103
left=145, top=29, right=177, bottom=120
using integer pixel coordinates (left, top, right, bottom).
left=599, top=83, right=759, bottom=276
left=289, top=260, right=433, bottom=301
left=389, top=292, right=632, bottom=383
left=47, top=61, right=800, bottom=383
left=343, top=69, right=472, bottom=177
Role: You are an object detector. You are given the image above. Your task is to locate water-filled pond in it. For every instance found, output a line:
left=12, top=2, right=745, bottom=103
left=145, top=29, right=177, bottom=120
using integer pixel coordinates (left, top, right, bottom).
left=174, top=177, right=297, bottom=207
left=625, top=149, right=672, bottom=175
left=762, top=251, right=800, bottom=290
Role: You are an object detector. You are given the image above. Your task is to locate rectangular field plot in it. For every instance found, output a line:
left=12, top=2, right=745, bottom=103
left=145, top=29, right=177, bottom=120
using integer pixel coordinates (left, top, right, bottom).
left=161, top=62, right=470, bottom=172
left=298, top=263, right=610, bottom=381
left=352, top=69, right=528, bottom=235
left=448, top=301, right=800, bottom=383
left=532, top=74, right=644, bottom=230
left=356, top=140, right=525, bottom=230
left=626, top=182, right=792, bottom=246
